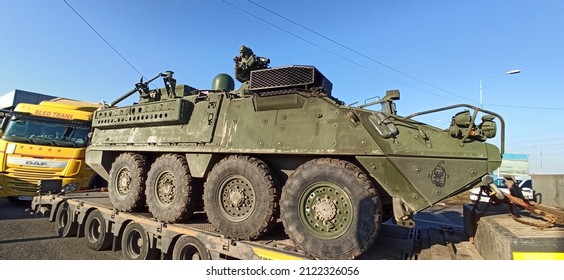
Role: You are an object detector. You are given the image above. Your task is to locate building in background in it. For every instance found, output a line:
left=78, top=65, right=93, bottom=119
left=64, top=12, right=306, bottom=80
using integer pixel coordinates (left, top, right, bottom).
left=496, top=153, right=530, bottom=179
left=0, top=89, right=58, bottom=110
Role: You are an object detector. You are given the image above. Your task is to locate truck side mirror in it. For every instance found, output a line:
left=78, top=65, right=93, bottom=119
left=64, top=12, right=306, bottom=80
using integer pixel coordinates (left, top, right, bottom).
left=0, top=117, right=8, bottom=133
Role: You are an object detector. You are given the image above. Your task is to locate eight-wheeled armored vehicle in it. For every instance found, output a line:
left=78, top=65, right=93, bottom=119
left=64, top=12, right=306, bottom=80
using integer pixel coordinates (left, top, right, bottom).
left=85, top=46, right=504, bottom=259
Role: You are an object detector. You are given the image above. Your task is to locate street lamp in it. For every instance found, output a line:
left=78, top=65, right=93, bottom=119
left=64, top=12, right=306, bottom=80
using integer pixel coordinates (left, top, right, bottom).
left=530, top=146, right=543, bottom=174
left=479, top=69, right=521, bottom=111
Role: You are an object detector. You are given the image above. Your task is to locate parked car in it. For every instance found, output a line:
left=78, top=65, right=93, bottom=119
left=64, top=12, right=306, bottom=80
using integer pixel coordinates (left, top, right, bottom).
left=470, top=178, right=534, bottom=203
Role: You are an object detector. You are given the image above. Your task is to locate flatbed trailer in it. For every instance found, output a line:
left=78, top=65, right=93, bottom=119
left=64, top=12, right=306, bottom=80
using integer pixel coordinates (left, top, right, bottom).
left=30, top=191, right=487, bottom=260
left=31, top=192, right=311, bottom=260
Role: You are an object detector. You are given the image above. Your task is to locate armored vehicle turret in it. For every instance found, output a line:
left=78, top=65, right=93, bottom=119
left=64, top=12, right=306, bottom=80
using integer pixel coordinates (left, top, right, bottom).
left=86, top=46, right=504, bottom=259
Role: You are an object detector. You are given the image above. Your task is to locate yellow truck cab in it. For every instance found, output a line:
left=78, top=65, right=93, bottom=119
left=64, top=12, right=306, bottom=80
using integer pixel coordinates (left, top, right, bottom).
left=0, top=98, right=104, bottom=202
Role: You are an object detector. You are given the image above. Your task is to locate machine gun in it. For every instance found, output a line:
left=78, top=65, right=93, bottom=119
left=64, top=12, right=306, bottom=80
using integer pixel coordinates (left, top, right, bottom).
left=110, top=71, right=177, bottom=107
left=234, top=45, right=270, bottom=83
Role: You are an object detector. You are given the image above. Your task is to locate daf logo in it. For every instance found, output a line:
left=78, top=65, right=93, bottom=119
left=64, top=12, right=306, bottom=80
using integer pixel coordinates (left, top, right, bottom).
left=7, top=157, right=67, bottom=169
left=25, top=161, right=48, bottom=166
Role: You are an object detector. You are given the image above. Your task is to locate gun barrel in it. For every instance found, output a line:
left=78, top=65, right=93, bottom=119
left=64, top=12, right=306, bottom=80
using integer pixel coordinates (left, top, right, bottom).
left=110, top=73, right=166, bottom=107
left=110, top=87, right=138, bottom=107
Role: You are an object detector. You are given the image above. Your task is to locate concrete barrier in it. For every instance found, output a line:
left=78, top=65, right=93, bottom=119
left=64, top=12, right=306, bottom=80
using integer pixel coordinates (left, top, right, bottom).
left=531, top=174, right=564, bottom=208
left=463, top=203, right=564, bottom=260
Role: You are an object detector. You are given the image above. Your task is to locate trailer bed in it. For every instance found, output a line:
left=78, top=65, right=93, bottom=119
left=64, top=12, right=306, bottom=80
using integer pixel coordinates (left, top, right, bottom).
left=31, top=192, right=480, bottom=260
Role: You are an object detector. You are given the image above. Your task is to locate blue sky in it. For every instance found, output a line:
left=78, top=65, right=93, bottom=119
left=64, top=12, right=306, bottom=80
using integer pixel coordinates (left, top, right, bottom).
left=1, top=0, right=563, bottom=174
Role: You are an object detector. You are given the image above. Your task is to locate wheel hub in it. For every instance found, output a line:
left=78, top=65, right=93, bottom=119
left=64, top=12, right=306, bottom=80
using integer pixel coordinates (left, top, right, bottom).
left=314, top=197, right=337, bottom=222
left=117, top=169, right=131, bottom=197
left=156, top=172, right=176, bottom=205
left=229, top=189, right=245, bottom=207
left=299, top=182, right=353, bottom=239
left=219, top=176, right=255, bottom=221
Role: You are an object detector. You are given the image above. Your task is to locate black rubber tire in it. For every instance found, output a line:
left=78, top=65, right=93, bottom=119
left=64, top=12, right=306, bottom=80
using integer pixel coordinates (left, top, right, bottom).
left=145, top=154, right=194, bottom=223
left=84, top=210, right=112, bottom=251
left=203, top=155, right=279, bottom=240
left=121, top=222, right=159, bottom=260
left=172, top=235, right=211, bottom=260
left=55, top=202, right=78, bottom=238
left=108, top=153, right=147, bottom=212
left=280, top=158, right=382, bottom=259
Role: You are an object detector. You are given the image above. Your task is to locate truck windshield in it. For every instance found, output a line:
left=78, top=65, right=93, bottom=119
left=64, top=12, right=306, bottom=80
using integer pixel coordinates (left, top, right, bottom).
left=1, top=116, right=91, bottom=148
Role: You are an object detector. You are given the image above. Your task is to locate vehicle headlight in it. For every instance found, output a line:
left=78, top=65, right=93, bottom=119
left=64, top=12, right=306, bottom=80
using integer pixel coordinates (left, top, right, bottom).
left=448, top=110, right=471, bottom=138
left=62, top=183, right=79, bottom=192
left=478, top=115, right=497, bottom=139
left=448, top=112, right=497, bottom=141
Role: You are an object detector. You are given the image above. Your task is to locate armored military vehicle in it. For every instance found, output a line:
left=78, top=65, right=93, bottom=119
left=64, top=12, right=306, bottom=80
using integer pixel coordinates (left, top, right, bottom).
left=85, top=46, right=504, bottom=259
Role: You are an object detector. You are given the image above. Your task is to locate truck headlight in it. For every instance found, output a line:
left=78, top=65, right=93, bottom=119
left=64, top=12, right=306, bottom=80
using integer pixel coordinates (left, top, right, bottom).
left=62, top=183, right=79, bottom=192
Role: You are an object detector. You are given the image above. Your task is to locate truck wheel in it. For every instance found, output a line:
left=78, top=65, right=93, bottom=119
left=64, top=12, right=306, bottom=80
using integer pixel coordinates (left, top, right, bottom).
left=145, top=154, right=194, bottom=223
left=172, top=235, right=211, bottom=260
left=84, top=210, right=112, bottom=251
left=280, top=158, right=382, bottom=259
left=203, top=155, right=279, bottom=240
left=55, top=202, right=78, bottom=237
left=121, top=222, right=158, bottom=260
left=108, top=153, right=147, bottom=212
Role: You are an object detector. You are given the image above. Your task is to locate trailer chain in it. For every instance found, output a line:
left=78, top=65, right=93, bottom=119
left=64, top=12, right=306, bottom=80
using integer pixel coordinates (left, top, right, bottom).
left=468, top=184, right=563, bottom=243
left=508, top=204, right=556, bottom=229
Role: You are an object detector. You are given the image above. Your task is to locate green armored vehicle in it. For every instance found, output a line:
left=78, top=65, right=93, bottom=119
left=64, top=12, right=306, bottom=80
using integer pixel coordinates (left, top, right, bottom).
left=86, top=46, right=504, bottom=259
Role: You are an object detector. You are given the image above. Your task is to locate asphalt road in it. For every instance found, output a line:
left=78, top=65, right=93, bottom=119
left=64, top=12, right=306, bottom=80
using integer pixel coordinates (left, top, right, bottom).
left=0, top=198, right=120, bottom=260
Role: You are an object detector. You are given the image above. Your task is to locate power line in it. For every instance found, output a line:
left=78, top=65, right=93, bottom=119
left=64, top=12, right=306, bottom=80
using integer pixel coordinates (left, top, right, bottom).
left=530, top=152, right=564, bottom=156
left=488, top=103, right=564, bottom=111
left=63, top=0, right=145, bottom=78
left=243, top=1, right=564, bottom=112
left=245, top=0, right=476, bottom=104
left=222, top=0, right=465, bottom=103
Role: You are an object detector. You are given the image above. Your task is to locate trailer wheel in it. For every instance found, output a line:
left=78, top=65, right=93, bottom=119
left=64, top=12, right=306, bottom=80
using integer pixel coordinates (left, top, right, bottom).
left=146, top=154, right=194, bottom=223
left=172, top=236, right=211, bottom=260
left=121, top=222, right=158, bottom=260
left=203, top=155, right=279, bottom=240
left=55, top=202, right=78, bottom=237
left=108, top=153, right=147, bottom=212
left=280, top=158, right=382, bottom=259
left=84, top=210, right=112, bottom=251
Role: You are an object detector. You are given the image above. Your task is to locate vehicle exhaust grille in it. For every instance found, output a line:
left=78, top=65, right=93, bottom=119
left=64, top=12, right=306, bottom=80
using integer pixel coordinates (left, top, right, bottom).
left=249, top=65, right=332, bottom=94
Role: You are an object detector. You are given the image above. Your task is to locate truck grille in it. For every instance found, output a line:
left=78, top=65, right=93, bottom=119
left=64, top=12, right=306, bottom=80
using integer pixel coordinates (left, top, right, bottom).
left=5, top=169, right=59, bottom=195
left=11, top=168, right=58, bottom=180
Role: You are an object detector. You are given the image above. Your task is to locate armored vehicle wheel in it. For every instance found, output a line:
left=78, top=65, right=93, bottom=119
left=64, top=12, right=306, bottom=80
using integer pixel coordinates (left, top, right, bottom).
left=172, top=235, right=211, bottom=260
left=146, top=154, right=194, bottom=223
left=55, top=202, right=78, bottom=237
left=84, top=210, right=112, bottom=251
left=121, top=222, right=159, bottom=260
left=280, top=158, right=382, bottom=259
left=108, top=153, right=147, bottom=212
left=203, top=155, right=279, bottom=240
